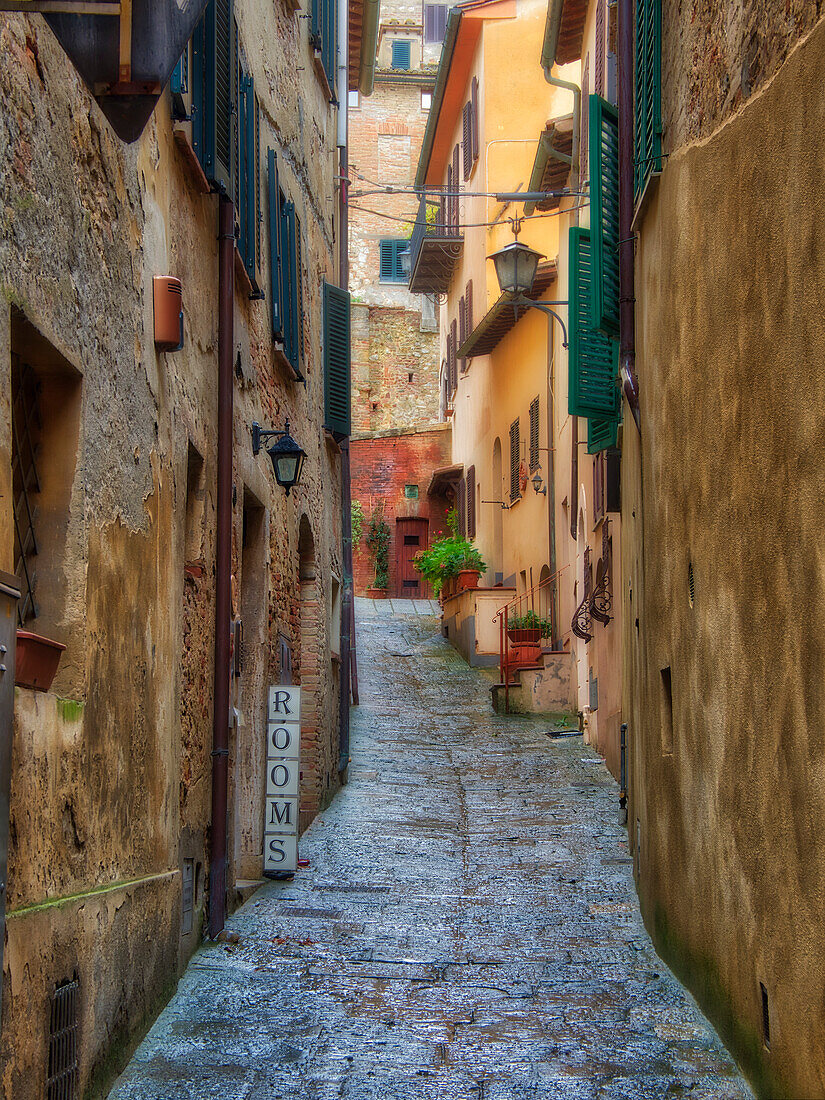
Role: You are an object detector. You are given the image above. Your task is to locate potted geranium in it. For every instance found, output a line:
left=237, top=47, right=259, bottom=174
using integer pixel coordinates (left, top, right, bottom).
left=414, top=533, right=486, bottom=599
left=507, top=609, right=553, bottom=645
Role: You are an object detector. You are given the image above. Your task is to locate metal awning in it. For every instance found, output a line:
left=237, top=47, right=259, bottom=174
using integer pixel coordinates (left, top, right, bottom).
left=427, top=464, right=464, bottom=497
left=456, top=262, right=558, bottom=359
left=524, top=116, right=574, bottom=215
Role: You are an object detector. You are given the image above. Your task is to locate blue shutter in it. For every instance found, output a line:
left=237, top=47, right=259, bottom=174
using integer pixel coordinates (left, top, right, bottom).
left=237, top=71, right=251, bottom=270
left=280, top=201, right=302, bottom=376
left=171, top=50, right=187, bottom=95
left=391, top=40, right=411, bottom=69
left=568, top=226, right=620, bottom=420
left=634, top=0, right=662, bottom=200
left=324, top=282, right=351, bottom=437
left=589, top=94, right=620, bottom=336
left=238, top=73, right=257, bottom=282
left=192, top=0, right=235, bottom=192
left=268, top=149, right=283, bottom=339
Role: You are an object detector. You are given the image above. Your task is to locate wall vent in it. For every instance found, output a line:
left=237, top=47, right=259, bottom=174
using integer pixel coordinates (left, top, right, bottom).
left=760, top=982, right=771, bottom=1049
left=47, top=976, right=79, bottom=1100
left=182, top=858, right=195, bottom=935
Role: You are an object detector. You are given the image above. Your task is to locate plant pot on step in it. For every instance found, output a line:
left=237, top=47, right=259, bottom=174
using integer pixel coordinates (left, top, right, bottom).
left=508, top=643, right=542, bottom=668
left=15, top=631, right=66, bottom=691
left=457, top=570, right=481, bottom=591
left=507, top=627, right=541, bottom=645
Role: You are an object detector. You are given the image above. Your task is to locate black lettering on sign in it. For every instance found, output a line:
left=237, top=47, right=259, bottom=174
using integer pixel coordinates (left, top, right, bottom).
left=269, top=800, right=292, bottom=826
left=269, top=725, right=293, bottom=752
left=270, top=764, right=290, bottom=789
left=268, top=838, right=286, bottom=862
left=270, top=690, right=293, bottom=716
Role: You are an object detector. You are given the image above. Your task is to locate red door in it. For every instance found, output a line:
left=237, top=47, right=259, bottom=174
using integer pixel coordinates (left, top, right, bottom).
left=395, top=518, right=428, bottom=598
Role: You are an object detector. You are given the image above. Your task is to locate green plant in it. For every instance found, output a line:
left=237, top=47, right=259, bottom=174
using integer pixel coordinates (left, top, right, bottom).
left=413, top=535, right=487, bottom=596
left=366, top=504, right=391, bottom=589
left=351, top=500, right=364, bottom=547
left=507, top=609, right=553, bottom=637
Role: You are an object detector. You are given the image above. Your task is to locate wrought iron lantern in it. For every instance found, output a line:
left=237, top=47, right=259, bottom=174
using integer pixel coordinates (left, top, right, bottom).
left=251, top=420, right=307, bottom=495
left=489, top=239, right=544, bottom=296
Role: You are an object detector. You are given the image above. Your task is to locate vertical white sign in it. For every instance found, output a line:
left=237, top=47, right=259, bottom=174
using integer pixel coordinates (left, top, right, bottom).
left=263, top=686, right=301, bottom=874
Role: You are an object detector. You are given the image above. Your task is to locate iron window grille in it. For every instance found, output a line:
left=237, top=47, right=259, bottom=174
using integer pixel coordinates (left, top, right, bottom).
left=47, top=977, right=79, bottom=1100
left=11, top=353, right=40, bottom=625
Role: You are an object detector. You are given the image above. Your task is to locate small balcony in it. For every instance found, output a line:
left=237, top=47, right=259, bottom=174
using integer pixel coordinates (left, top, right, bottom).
left=408, top=194, right=463, bottom=295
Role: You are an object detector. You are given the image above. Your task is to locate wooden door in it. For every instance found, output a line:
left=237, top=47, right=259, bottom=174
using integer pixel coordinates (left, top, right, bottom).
left=395, top=518, right=428, bottom=598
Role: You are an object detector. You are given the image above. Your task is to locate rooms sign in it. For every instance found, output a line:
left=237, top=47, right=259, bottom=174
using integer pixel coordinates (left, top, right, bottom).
left=263, top=686, right=300, bottom=873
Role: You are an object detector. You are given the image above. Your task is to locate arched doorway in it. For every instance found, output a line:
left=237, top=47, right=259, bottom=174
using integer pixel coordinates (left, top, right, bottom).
left=298, top=515, right=323, bottom=833
left=492, top=438, right=504, bottom=584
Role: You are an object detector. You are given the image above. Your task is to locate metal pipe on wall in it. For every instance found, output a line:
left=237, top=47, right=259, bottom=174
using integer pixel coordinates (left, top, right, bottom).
left=208, top=194, right=235, bottom=940
left=618, top=0, right=640, bottom=429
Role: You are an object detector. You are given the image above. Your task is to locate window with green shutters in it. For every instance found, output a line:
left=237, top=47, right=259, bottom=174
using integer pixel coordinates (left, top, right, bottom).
left=268, top=149, right=303, bottom=380
left=589, top=94, right=619, bottom=336
left=379, top=239, right=408, bottom=283
left=191, top=0, right=236, bottom=194
left=237, top=69, right=261, bottom=292
left=324, top=282, right=351, bottom=438
left=391, top=40, right=411, bottom=69
left=568, top=227, right=620, bottom=446
left=634, top=0, right=662, bottom=201
left=587, top=416, right=619, bottom=455
left=311, top=0, right=338, bottom=92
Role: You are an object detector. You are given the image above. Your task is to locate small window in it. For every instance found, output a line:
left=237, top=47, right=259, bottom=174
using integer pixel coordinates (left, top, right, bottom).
left=379, top=239, right=408, bottom=283
left=529, top=395, right=540, bottom=471
left=348, top=89, right=360, bottom=108
left=424, top=2, right=448, bottom=43
left=391, top=40, right=411, bottom=69
left=404, top=484, right=419, bottom=499
left=509, top=418, right=521, bottom=503
left=421, top=90, right=432, bottom=110
left=403, top=535, right=420, bottom=546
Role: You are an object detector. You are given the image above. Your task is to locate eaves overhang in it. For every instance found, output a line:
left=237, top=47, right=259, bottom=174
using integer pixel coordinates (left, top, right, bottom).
left=428, top=463, right=465, bottom=496
left=456, top=261, right=558, bottom=358
left=541, top=0, right=587, bottom=70
left=350, top=0, right=381, bottom=94
left=524, top=115, right=573, bottom=215
left=414, top=6, right=463, bottom=190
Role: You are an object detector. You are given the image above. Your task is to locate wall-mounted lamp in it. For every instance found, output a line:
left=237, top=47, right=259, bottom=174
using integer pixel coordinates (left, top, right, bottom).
left=251, top=419, right=307, bottom=495
left=531, top=471, right=547, bottom=496
left=487, top=215, right=569, bottom=349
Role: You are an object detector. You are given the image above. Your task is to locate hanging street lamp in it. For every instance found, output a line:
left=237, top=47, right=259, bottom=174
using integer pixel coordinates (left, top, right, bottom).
left=251, top=420, right=307, bottom=495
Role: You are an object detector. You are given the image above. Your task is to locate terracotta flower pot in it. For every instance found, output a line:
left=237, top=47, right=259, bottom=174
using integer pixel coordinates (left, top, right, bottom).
left=15, top=631, right=66, bottom=692
left=508, top=644, right=542, bottom=668
left=507, top=627, right=541, bottom=645
left=457, top=570, right=480, bottom=591
left=366, top=586, right=388, bottom=599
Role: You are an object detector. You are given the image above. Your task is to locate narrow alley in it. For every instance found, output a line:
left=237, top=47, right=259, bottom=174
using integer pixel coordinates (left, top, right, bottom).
left=111, top=603, right=751, bottom=1100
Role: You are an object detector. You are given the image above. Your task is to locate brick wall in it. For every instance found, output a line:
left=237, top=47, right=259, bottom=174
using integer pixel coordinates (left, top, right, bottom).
left=351, top=425, right=453, bottom=595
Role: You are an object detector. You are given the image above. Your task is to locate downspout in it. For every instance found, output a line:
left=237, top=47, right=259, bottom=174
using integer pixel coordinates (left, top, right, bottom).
left=337, top=0, right=355, bottom=773
left=208, top=194, right=235, bottom=939
left=542, top=67, right=580, bottom=205
left=618, top=0, right=640, bottom=429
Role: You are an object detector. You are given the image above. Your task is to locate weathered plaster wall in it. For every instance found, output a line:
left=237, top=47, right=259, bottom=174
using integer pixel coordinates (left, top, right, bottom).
left=0, top=0, right=345, bottom=1091
left=625, top=14, right=825, bottom=1097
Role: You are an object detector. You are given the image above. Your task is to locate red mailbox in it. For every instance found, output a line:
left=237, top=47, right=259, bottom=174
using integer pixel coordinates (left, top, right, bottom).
left=153, top=276, right=183, bottom=351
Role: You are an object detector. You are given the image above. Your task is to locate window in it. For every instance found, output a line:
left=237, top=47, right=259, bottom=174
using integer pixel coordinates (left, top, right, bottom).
left=462, top=82, right=479, bottom=179
left=423, top=2, right=447, bottom=43
left=421, top=90, right=432, bottom=110
left=529, top=396, right=540, bottom=470
left=593, top=452, right=606, bottom=524
left=268, top=148, right=304, bottom=379
left=509, top=418, right=521, bottom=503
left=237, top=64, right=261, bottom=291
left=448, top=318, right=458, bottom=395
left=589, top=93, right=620, bottom=335
left=580, top=55, right=590, bottom=183
left=466, top=466, right=476, bottom=538
left=595, top=0, right=606, bottom=97
left=191, top=0, right=237, bottom=195
left=311, top=0, right=338, bottom=89
left=634, top=0, right=662, bottom=201
left=391, top=39, right=411, bottom=69
left=379, top=239, right=408, bottom=283
left=323, top=280, right=352, bottom=438
left=348, top=89, right=360, bottom=108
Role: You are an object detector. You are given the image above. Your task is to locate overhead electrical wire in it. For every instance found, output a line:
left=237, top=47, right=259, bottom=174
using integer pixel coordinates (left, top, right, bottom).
left=346, top=200, right=590, bottom=232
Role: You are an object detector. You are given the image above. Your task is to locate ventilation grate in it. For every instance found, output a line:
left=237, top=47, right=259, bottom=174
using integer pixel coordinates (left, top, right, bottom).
left=688, top=560, right=695, bottom=607
left=47, top=977, right=79, bottom=1100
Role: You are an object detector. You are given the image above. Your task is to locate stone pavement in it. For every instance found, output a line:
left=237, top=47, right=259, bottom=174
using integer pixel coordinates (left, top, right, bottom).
left=110, top=604, right=753, bottom=1100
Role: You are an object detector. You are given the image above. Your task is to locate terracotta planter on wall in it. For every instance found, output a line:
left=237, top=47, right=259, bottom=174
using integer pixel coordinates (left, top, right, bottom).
left=366, top=587, right=388, bottom=599
left=15, top=631, right=66, bottom=692
left=457, top=570, right=480, bottom=591
left=507, top=627, right=541, bottom=646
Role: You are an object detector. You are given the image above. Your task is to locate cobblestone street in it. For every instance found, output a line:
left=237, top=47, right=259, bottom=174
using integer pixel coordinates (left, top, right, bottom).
left=111, top=602, right=752, bottom=1100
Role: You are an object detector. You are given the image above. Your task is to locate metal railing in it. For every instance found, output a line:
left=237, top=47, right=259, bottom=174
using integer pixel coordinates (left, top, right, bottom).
left=408, top=192, right=462, bottom=273
left=493, top=568, right=566, bottom=714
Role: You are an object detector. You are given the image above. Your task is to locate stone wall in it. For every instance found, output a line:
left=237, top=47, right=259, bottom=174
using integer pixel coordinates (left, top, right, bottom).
left=0, top=4, right=345, bottom=1093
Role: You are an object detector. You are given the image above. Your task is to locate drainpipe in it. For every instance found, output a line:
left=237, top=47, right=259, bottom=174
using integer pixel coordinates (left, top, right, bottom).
left=337, top=0, right=356, bottom=772
left=542, top=66, right=580, bottom=203
left=208, top=194, right=234, bottom=939
left=618, top=0, right=640, bottom=429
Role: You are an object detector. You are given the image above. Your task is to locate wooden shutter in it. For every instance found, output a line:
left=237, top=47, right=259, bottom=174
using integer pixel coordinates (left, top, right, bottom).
left=589, top=94, right=620, bottom=335
left=580, top=55, right=589, bottom=183
left=445, top=164, right=454, bottom=231
left=268, top=149, right=283, bottom=339
left=296, top=213, right=304, bottom=367
left=529, top=396, right=540, bottom=470
left=465, top=278, right=473, bottom=334
left=634, top=0, right=662, bottom=199
left=449, top=319, right=457, bottom=394
left=457, top=476, right=466, bottom=536
left=424, top=4, right=437, bottom=42
left=568, top=227, right=620, bottom=420
left=452, top=144, right=460, bottom=229
left=509, top=418, right=520, bottom=502
left=458, top=294, right=466, bottom=372
left=462, top=101, right=472, bottom=180
left=191, top=13, right=207, bottom=166
left=324, top=281, right=351, bottom=437
left=214, top=0, right=234, bottom=192
left=281, top=200, right=301, bottom=375
left=471, top=76, right=479, bottom=162
left=391, top=40, right=411, bottom=69
left=595, top=0, right=606, bottom=97
left=238, top=71, right=256, bottom=279
left=192, top=0, right=235, bottom=192
left=466, top=465, right=476, bottom=538
left=379, top=240, right=394, bottom=279
left=587, top=416, right=619, bottom=454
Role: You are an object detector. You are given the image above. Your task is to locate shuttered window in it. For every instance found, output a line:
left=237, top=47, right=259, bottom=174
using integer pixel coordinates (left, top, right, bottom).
left=595, top=0, right=606, bottom=96
left=580, top=55, right=589, bottom=183
left=452, top=144, right=460, bottom=229
left=462, top=102, right=473, bottom=179
left=379, top=239, right=408, bottom=282
left=587, top=416, right=619, bottom=455
left=458, top=294, right=467, bottom=373
left=267, top=148, right=283, bottom=340
left=424, top=3, right=447, bottom=43
left=191, top=0, right=235, bottom=193
left=589, top=94, right=620, bottom=335
left=268, top=153, right=303, bottom=380
left=457, top=477, right=466, bottom=536
left=568, top=226, right=619, bottom=422
left=465, top=278, right=473, bottom=336
left=529, top=396, right=540, bottom=470
left=471, top=77, right=479, bottom=162
left=466, top=465, right=476, bottom=538
left=391, top=39, right=411, bottom=69
left=634, top=0, right=662, bottom=200
left=324, top=281, right=351, bottom=437
left=311, top=0, right=338, bottom=90
left=237, top=69, right=261, bottom=291
left=509, top=418, right=520, bottom=503
left=448, top=319, right=458, bottom=394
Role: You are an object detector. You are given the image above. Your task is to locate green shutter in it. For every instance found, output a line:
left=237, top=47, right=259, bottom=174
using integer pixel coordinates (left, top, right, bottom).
left=191, top=12, right=208, bottom=171
left=324, top=282, right=351, bottom=437
left=268, top=149, right=283, bottom=339
left=311, top=0, right=336, bottom=90
left=587, top=416, right=619, bottom=454
left=192, top=0, right=235, bottom=192
left=280, top=201, right=301, bottom=374
left=237, top=70, right=251, bottom=269
left=589, top=94, right=620, bottom=336
left=568, top=226, right=620, bottom=420
left=634, top=0, right=662, bottom=200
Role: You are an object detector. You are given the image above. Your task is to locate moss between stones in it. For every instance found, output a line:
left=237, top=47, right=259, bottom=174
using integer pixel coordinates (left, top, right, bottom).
left=652, top=902, right=786, bottom=1100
